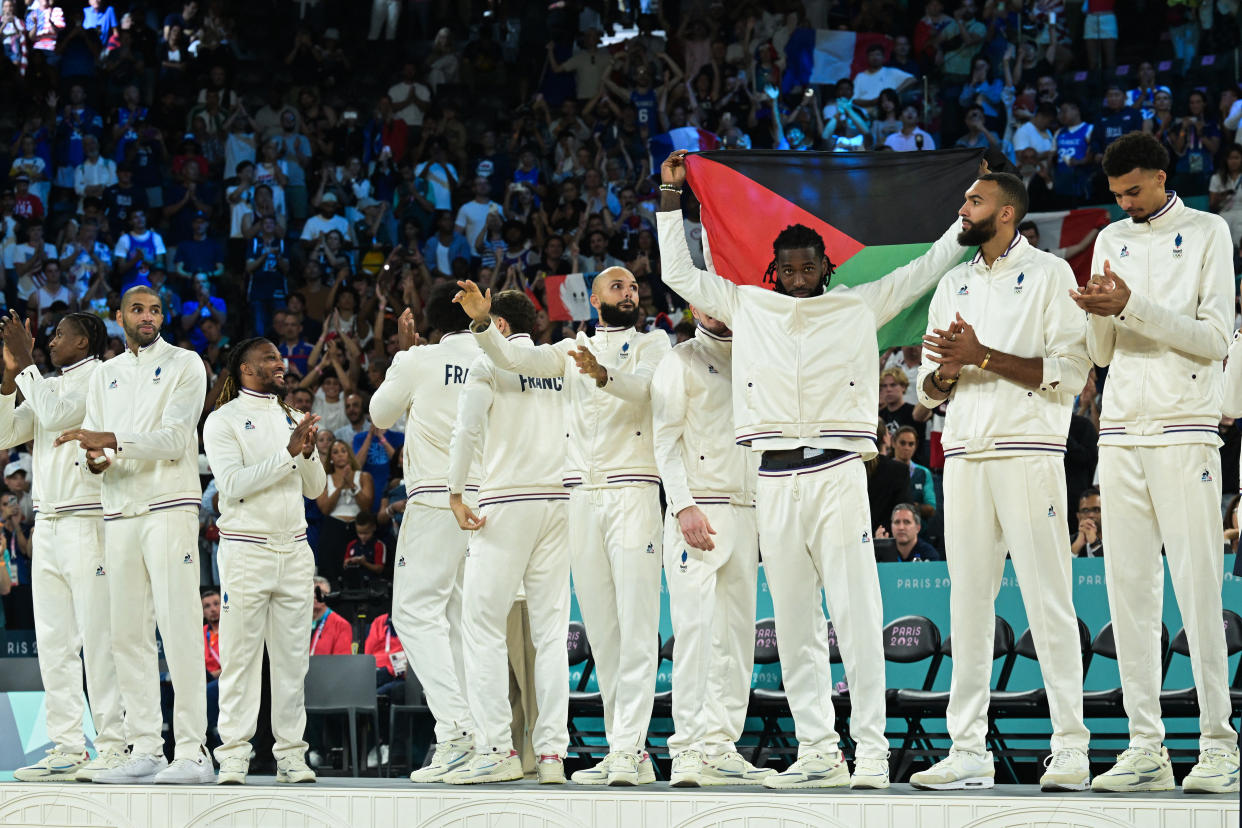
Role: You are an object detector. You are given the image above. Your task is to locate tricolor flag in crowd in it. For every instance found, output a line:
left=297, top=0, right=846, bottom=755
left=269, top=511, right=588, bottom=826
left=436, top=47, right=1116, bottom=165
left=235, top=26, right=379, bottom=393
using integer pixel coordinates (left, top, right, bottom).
left=783, top=30, right=894, bottom=90
left=544, top=272, right=599, bottom=322
left=647, top=127, right=718, bottom=176
left=683, top=148, right=981, bottom=350
left=1022, top=208, right=1111, bottom=286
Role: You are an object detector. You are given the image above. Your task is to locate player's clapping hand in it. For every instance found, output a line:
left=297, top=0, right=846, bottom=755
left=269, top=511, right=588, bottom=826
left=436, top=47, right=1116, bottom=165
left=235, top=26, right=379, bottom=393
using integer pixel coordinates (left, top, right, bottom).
left=569, top=344, right=608, bottom=386
left=1069, top=259, right=1130, bottom=317
left=453, top=280, right=492, bottom=325
left=922, top=313, right=980, bottom=376
left=55, top=429, right=116, bottom=451
left=449, top=492, right=485, bottom=531
left=0, top=311, right=35, bottom=372
left=396, top=308, right=424, bottom=351
left=677, top=505, right=716, bottom=552
left=286, top=411, right=321, bottom=457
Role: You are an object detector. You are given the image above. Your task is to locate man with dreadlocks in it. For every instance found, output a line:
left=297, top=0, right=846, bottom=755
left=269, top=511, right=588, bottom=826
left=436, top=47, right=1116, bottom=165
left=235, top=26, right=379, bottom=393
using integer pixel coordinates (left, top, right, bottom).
left=56, top=285, right=211, bottom=784
left=656, top=149, right=964, bottom=790
left=0, top=310, right=124, bottom=783
left=203, top=337, right=324, bottom=785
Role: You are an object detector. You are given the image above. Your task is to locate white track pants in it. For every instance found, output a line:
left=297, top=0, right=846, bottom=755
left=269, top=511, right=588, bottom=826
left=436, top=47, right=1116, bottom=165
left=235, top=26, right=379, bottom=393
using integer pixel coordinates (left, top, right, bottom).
left=1098, top=443, right=1237, bottom=752
left=569, top=484, right=663, bottom=754
left=391, top=503, right=473, bottom=743
left=368, top=0, right=400, bottom=39
left=31, top=515, right=125, bottom=755
left=461, top=499, right=570, bottom=757
left=756, top=456, right=888, bottom=760
left=943, top=455, right=1088, bottom=754
left=106, top=510, right=206, bottom=759
left=663, top=503, right=758, bottom=757
left=213, top=537, right=315, bottom=763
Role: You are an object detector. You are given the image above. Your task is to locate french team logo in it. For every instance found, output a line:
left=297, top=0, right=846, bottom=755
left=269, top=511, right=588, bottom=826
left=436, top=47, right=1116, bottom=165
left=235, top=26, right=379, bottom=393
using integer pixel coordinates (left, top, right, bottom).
left=222, top=592, right=230, bottom=612
left=956, top=284, right=969, bottom=296
left=1013, top=273, right=1024, bottom=295
left=679, top=550, right=688, bottom=573
left=619, top=342, right=631, bottom=361
left=1172, top=233, right=1184, bottom=258
left=153, top=366, right=162, bottom=384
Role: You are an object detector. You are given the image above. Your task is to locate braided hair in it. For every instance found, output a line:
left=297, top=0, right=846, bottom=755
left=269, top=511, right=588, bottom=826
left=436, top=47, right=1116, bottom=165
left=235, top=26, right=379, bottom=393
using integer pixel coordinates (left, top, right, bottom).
left=763, top=224, right=836, bottom=294
left=62, top=312, right=108, bottom=359
left=214, top=337, right=299, bottom=421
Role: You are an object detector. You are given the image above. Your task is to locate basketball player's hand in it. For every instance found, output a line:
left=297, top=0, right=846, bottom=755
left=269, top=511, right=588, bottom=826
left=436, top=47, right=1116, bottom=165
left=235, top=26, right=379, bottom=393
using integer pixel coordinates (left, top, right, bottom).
left=677, top=505, right=716, bottom=552
left=396, top=308, right=423, bottom=351
left=449, top=492, right=485, bottom=531
left=301, top=425, right=317, bottom=458
left=55, top=428, right=117, bottom=451
left=569, top=345, right=608, bottom=386
left=453, top=280, right=492, bottom=325
left=287, top=411, right=320, bottom=457
left=85, top=447, right=111, bottom=473
left=1069, top=259, right=1131, bottom=316
left=0, top=311, right=34, bottom=372
left=661, top=150, right=689, bottom=187
left=922, top=314, right=977, bottom=376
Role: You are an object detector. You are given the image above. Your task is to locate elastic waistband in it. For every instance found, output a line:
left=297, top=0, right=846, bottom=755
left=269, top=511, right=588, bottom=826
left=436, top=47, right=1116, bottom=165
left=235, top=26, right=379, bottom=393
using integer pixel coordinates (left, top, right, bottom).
left=219, top=530, right=308, bottom=548
left=760, top=447, right=852, bottom=472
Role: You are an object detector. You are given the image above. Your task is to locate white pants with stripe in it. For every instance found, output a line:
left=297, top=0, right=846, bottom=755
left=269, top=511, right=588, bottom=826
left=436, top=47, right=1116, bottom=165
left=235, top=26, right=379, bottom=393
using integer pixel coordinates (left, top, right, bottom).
left=106, top=509, right=206, bottom=760
left=943, top=454, right=1088, bottom=754
left=663, top=502, right=758, bottom=757
left=1098, top=443, right=1237, bottom=752
left=756, top=454, right=889, bottom=760
left=461, top=498, right=570, bottom=757
left=31, top=515, right=126, bottom=755
left=569, top=484, right=663, bottom=754
left=391, top=503, right=474, bottom=743
left=213, top=537, right=315, bottom=763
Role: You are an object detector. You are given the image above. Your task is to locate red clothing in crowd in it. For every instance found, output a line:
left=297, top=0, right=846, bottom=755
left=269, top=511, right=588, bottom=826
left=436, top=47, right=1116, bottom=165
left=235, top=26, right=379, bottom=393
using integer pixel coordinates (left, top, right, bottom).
left=364, top=613, right=405, bottom=676
left=310, top=608, right=353, bottom=655
left=344, top=537, right=387, bottom=570
left=203, top=624, right=220, bottom=675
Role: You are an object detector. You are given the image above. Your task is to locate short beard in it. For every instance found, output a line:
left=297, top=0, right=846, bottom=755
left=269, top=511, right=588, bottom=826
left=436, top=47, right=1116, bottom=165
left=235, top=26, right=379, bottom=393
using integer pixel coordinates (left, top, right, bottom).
left=598, top=299, right=641, bottom=328
left=957, top=212, right=998, bottom=247
left=124, top=323, right=160, bottom=348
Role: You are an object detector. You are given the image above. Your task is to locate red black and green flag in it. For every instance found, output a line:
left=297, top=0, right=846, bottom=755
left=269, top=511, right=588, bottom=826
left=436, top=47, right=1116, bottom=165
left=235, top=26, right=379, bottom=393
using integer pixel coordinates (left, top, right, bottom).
left=684, top=149, right=981, bottom=351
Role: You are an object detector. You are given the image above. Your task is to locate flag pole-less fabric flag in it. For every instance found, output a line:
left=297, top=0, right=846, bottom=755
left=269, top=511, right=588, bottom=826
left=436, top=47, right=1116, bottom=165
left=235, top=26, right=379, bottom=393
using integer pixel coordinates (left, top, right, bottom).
left=544, top=272, right=600, bottom=322
left=684, top=148, right=981, bottom=351
left=648, top=127, right=718, bottom=176
left=783, top=30, right=894, bottom=91
left=1022, top=208, right=1110, bottom=286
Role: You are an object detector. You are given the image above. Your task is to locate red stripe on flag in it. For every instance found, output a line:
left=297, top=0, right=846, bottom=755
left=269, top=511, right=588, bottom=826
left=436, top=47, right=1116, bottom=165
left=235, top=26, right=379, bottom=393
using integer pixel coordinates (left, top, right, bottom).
left=1057, top=208, right=1110, bottom=286
left=851, top=33, right=894, bottom=77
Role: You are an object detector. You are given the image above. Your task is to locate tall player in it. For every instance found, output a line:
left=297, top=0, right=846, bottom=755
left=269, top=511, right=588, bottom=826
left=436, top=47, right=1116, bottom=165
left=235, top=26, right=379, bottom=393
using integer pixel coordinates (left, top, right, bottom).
left=650, top=306, right=771, bottom=787
left=0, top=312, right=126, bottom=782
left=1071, top=132, right=1239, bottom=794
left=454, top=269, right=671, bottom=787
left=912, top=173, right=1092, bottom=792
left=56, top=285, right=211, bottom=784
left=203, top=338, right=324, bottom=785
left=370, top=282, right=482, bottom=782
left=441, top=290, right=571, bottom=785
left=656, top=149, right=963, bottom=789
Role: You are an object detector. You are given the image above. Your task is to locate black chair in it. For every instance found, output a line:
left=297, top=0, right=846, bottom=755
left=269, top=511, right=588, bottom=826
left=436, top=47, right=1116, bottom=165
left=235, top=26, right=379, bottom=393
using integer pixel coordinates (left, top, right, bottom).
left=646, top=636, right=677, bottom=761
left=565, top=621, right=606, bottom=761
left=1081, top=620, right=1169, bottom=760
left=0, top=657, right=43, bottom=692
left=748, top=618, right=791, bottom=765
left=880, top=615, right=943, bottom=779
left=1160, top=609, right=1242, bottom=750
left=304, top=654, right=382, bottom=777
left=383, top=667, right=431, bottom=777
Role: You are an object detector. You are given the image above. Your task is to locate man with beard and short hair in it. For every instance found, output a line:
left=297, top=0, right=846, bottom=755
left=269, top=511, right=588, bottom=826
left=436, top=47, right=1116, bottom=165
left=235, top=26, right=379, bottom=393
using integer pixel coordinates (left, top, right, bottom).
left=913, top=172, right=1091, bottom=792
left=454, top=267, right=671, bottom=786
left=203, top=337, right=325, bottom=785
left=55, top=285, right=211, bottom=784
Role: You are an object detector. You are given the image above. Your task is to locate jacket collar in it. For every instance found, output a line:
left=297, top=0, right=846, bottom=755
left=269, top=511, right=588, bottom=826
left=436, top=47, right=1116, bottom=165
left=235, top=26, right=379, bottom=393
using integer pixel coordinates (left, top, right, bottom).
left=129, top=334, right=167, bottom=361
left=1141, top=191, right=1179, bottom=224
left=238, top=386, right=277, bottom=405
left=970, top=230, right=1024, bottom=269
left=60, top=355, right=98, bottom=375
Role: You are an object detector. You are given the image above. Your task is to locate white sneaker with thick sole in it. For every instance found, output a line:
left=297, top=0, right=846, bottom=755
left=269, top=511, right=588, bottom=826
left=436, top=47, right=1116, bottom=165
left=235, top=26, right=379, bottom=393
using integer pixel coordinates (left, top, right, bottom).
left=1040, top=748, right=1090, bottom=792
left=445, top=751, right=523, bottom=785
left=910, top=751, right=995, bottom=790
left=75, top=750, right=130, bottom=782
left=570, top=754, right=613, bottom=785
left=607, top=751, right=642, bottom=786
left=850, top=757, right=890, bottom=790
left=276, top=756, right=317, bottom=783
left=409, top=737, right=473, bottom=783
left=637, top=752, right=656, bottom=784
left=14, top=749, right=89, bottom=782
left=216, top=757, right=248, bottom=785
left=537, top=754, right=565, bottom=784
left=762, top=751, right=850, bottom=789
left=701, top=751, right=775, bottom=786
left=154, top=752, right=215, bottom=784
left=670, top=750, right=705, bottom=787
left=1091, top=746, right=1174, bottom=792
left=1181, top=747, right=1239, bottom=794
left=94, top=753, right=168, bottom=784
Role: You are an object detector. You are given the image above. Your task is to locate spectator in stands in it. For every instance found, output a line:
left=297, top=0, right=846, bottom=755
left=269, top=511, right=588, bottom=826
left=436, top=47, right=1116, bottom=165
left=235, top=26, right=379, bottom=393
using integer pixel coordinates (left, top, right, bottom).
left=60, top=217, right=111, bottom=305
left=163, top=162, right=215, bottom=245
left=879, top=365, right=920, bottom=441
left=315, top=438, right=372, bottom=584
left=892, top=426, right=937, bottom=524
left=422, top=210, right=471, bottom=280
left=276, top=310, right=313, bottom=377
left=1209, top=143, right=1242, bottom=246
left=102, top=164, right=146, bottom=241
left=30, top=259, right=72, bottom=315
left=939, top=0, right=986, bottom=86
left=310, top=576, right=352, bottom=655
left=955, top=105, right=1002, bottom=151
left=454, top=177, right=503, bottom=256
left=245, top=215, right=289, bottom=337
left=1144, top=88, right=1176, bottom=145
left=1084, top=0, right=1118, bottom=72
left=174, top=211, right=224, bottom=290
left=201, top=588, right=221, bottom=741
left=546, top=27, right=612, bottom=101
left=868, top=424, right=912, bottom=536
left=113, top=208, right=165, bottom=290
left=885, top=105, right=936, bottom=151
left=1127, top=62, right=1166, bottom=122
left=1169, top=90, right=1220, bottom=196
left=1017, top=220, right=1101, bottom=261
left=1053, top=101, right=1096, bottom=205
left=352, top=417, right=402, bottom=511
left=1014, top=102, right=1056, bottom=166
left=74, top=135, right=117, bottom=216
left=301, top=192, right=353, bottom=253
left=342, top=511, right=387, bottom=589
left=363, top=611, right=405, bottom=766
left=12, top=174, right=43, bottom=220
left=341, top=391, right=371, bottom=442
left=181, top=273, right=226, bottom=352
left=1070, top=488, right=1103, bottom=556
left=853, top=43, right=915, bottom=114
left=13, top=220, right=57, bottom=310
left=1095, top=84, right=1143, bottom=154
left=959, top=58, right=1004, bottom=127
left=876, top=504, right=941, bottom=561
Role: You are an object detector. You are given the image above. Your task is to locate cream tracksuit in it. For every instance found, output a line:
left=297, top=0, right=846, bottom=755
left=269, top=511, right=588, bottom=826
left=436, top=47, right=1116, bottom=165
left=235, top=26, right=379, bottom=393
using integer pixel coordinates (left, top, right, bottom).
left=0, top=357, right=125, bottom=757
left=657, top=209, right=964, bottom=760
left=651, top=327, right=758, bottom=758
left=916, top=233, right=1091, bottom=756
left=370, top=331, right=482, bottom=743
left=474, top=321, right=671, bottom=755
left=1088, top=194, right=1237, bottom=753
left=81, top=335, right=208, bottom=760
left=446, top=333, right=570, bottom=758
left=203, top=387, right=327, bottom=764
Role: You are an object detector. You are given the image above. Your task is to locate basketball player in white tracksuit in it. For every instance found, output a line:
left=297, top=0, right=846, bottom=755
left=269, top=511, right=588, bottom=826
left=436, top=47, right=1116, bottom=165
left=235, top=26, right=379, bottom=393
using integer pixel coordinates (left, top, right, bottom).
left=650, top=310, right=772, bottom=788
left=369, top=285, right=483, bottom=782
left=1, top=312, right=126, bottom=782
left=56, top=285, right=211, bottom=785
left=1071, top=133, right=1239, bottom=794
left=911, top=174, right=1092, bottom=793
left=455, top=270, right=671, bottom=787
left=203, top=338, right=325, bottom=786
left=657, top=149, right=964, bottom=790
left=441, top=290, right=571, bottom=786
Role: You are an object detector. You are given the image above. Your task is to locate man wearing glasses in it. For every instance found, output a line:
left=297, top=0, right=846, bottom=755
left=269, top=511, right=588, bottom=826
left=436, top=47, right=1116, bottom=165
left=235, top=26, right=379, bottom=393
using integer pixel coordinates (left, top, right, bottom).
left=1070, top=488, right=1102, bottom=557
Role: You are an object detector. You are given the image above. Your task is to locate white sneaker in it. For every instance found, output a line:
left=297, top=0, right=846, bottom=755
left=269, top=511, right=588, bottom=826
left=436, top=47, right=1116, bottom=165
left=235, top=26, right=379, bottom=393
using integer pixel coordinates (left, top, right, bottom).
left=445, top=751, right=523, bottom=785
left=1040, top=748, right=1090, bottom=792
left=700, top=751, right=776, bottom=786
left=670, top=750, right=705, bottom=787
left=1091, top=746, right=1174, bottom=792
left=409, top=737, right=473, bottom=783
left=1182, top=747, right=1239, bottom=794
left=75, top=749, right=130, bottom=782
left=570, top=754, right=613, bottom=785
left=637, top=752, right=656, bottom=784
left=276, top=756, right=316, bottom=784
left=537, top=754, right=565, bottom=784
left=14, top=749, right=89, bottom=782
left=850, top=756, right=891, bottom=790
left=154, top=752, right=215, bottom=785
left=94, top=753, right=169, bottom=784
left=366, top=745, right=389, bottom=769
left=910, top=750, right=995, bottom=790
left=607, top=751, right=642, bottom=786
left=216, top=757, right=248, bottom=785
left=762, top=751, right=850, bottom=789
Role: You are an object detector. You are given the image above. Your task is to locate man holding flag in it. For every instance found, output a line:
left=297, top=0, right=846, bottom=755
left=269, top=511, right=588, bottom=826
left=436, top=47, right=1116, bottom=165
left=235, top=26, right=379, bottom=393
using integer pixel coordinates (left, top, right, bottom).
left=655, top=148, right=965, bottom=790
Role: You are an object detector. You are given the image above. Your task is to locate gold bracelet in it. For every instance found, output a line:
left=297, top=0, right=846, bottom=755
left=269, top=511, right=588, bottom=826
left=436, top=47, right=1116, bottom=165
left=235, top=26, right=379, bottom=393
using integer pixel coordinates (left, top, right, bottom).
left=979, top=349, right=992, bottom=371
left=933, top=367, right=958, bottom=386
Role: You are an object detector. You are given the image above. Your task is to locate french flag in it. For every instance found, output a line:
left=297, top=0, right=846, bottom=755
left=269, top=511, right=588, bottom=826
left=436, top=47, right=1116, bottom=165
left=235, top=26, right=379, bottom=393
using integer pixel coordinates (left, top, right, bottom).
left=647, top=127, right=718, bottom=175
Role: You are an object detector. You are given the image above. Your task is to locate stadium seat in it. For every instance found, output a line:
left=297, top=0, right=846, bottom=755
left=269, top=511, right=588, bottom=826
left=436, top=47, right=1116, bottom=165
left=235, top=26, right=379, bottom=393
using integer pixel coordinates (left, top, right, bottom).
left=0, top=658, right=42, bottom=692
left=645, top=636, right=677, bottom=762
left=565, top=621, right=606, bottom=761
left=882, top=615, right=943, bottom=776
left=1159, top=610, right=1242, bottom=733
left=748, top=617, right=797, bottom=764
left=304, top=654, right=382, bottom=777
left=384, top=667, right=431, bottom=777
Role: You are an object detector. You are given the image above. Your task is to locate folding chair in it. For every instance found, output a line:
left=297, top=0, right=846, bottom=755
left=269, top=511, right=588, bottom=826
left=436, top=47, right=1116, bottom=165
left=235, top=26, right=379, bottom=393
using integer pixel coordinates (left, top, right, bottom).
left=881, top=615, right=943, bottom=778
left=748, top=617, right=790, bottom=765
left=303, top=654, right=382, bottom=777
left=1159, top=609, right=1242, bottom=757
left=565, top=621, right=605, bottom=761
left=646, top=636, right=677, bottom=761
left=1082, top=620, right=1169, bottom=760
left=0, top=658, right=43, bottom=692
left=384, top=668, right=431, bottom=777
